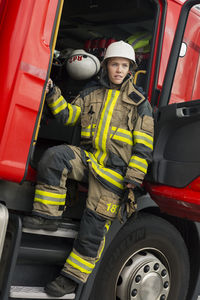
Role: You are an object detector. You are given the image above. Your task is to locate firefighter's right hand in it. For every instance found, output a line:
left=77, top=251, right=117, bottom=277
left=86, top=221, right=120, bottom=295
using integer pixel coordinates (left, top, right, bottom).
left=46, top=78, right=54, bottom=94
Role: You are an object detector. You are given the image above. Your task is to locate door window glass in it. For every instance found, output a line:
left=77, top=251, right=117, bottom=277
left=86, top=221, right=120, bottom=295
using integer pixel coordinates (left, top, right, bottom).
left=170, top=5, right=200, bottom=104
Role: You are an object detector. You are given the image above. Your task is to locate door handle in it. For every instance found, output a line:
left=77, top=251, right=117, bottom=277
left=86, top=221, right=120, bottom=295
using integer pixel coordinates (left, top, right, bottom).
left=176, top=106, right=200, bottom=117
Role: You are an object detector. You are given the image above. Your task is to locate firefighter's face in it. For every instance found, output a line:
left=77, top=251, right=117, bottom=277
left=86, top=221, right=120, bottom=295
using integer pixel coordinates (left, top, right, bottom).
left=107, top=57, right=130, bottom=85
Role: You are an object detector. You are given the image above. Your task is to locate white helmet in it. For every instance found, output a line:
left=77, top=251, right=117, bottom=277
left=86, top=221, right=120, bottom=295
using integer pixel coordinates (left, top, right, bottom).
left=66, top=49, right=100, bottom=80
left=102, top=40, right=137, bottom=69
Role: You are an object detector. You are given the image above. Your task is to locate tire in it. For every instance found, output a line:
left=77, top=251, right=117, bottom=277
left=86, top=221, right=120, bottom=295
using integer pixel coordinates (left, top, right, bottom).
left=90, top=213, right=190, bottom=300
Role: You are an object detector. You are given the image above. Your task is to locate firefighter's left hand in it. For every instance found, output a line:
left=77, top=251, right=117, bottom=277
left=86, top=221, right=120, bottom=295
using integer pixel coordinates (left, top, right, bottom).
left=46, top=78, right=53, bottom=93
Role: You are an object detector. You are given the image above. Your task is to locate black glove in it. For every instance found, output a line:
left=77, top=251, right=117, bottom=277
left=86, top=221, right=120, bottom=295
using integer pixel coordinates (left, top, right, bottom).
left=118, top=188, right=137, bottom=223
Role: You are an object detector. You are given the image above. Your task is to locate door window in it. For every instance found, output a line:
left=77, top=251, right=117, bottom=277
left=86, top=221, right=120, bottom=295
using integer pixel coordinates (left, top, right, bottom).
left=170, top=5, right=200, bottom=104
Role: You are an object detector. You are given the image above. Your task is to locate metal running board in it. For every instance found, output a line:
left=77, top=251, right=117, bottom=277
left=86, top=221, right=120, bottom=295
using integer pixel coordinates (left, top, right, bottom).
left=0, top=204, right=9, bottom=259
left=22, top=224, right=78, bottom=239
left=10, top=286, right=75, bottom=299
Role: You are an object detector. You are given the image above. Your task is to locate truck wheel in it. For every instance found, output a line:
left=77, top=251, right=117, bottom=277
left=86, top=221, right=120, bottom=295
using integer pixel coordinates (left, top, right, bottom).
left=91, top=213, right=189, bottom=300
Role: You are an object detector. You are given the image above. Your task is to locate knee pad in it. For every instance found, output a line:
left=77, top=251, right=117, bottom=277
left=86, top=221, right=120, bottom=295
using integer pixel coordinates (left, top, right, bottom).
left=37, top=145, right=75, bottom=185
left=74, top=208, right=107, bottom=258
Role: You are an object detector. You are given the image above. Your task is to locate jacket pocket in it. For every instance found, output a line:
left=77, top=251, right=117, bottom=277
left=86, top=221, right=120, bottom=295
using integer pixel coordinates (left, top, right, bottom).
left=96, top=195, right=120, bottom=220
left=141, top=115, right=154, bottom=134
left=81, top=113, right=91, bottom=128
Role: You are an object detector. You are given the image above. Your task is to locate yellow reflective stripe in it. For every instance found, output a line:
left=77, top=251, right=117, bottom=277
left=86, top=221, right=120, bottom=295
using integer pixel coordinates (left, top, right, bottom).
left=92, top=124, right=96, bottom=136
left=134, top=138, right=153, bottom=150
left=129, top=155, right=148, bottom=174
left=66, top=251, right=95, bottom=274
left=111, top=126, right=133, bottom=145
left=111, top=127, right=133, bottom=145
left=48, top=96, right=64, bottom=108
left=100, top=91, right=120, bottom=164
left=34, top=198, right=65, bottom=205
left=34, top=189, right=66, bottom=205
left=66, top=259, right=91, bottom=274
left=81, top=125, right=91, bottom=137
left=133, top=131, right=153, bottom=150
left=112, top=135, right=133, bottom=145
left=81, top=131, right=91, bottom=137
left=95, top=90, right=120, bottom=165
left=81, top=124, right=96, bottom=137
left=85, top=151, right=124, bottom=189
left=111, top=127, right=131, bottom=135
left=35, top=189, right=66, bottom=198
left=48, top=96, right=67, bottom=115
left=95, top=90, right=112, bottom=163
left=96, top=237, right=105, bottom=262
left=65, top=103, right=81, bottom=125
left=129, top=163, right=147, bottom=173
left=132, top=155, right=148, bottom=166
left=70, top=252, right=94, bottom=269
left=52, top=102, right=67, bottom=115
left=96, top=221, right=111, bottom=262
left=134, top=131, right=153, bottom=142
left=105, top=220, right=111, bottom=232
left=71, top=105, right=81, bottom=125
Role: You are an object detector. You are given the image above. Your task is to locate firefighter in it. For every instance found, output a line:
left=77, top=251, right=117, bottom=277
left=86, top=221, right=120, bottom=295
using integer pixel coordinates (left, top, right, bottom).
left=23, top=40, right=154, bottom=297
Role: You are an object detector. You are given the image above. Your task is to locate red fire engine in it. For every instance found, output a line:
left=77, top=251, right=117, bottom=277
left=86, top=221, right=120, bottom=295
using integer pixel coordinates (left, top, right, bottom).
left=0, top=0, right=200, bottom=299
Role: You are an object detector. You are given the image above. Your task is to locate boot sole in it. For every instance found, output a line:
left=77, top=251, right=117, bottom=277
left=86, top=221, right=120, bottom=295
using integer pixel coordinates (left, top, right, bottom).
left=44, top=286, right=76, bottom=297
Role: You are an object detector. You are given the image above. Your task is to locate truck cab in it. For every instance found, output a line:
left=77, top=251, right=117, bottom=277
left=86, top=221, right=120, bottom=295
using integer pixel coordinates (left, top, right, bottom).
left=0, top=0, right=200, bottom=299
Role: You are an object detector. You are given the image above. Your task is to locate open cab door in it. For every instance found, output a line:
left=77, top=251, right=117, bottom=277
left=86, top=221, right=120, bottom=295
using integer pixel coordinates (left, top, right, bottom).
left=146, top=0, right=200, bottom=222
left=0, top=0, right=63, bottom=183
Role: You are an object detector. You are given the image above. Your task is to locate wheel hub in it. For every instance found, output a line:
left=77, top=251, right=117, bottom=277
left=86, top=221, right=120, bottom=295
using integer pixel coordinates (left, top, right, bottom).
left=116, top=251, right=170, bottom=300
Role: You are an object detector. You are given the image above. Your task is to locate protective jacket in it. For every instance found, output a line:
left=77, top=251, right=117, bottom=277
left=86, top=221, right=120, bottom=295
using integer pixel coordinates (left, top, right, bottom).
left=46, top=74, right=154, bottom=196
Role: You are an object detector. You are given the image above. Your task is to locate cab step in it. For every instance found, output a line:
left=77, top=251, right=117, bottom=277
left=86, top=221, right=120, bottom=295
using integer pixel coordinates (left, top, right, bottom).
left=22, top=222, right=79, bottom=238
left=10, top=286, right=75, bottom=299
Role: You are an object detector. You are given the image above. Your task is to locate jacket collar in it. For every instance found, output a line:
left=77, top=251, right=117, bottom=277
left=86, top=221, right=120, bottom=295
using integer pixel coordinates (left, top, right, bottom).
left=98, top=69, right=145, bottom=106
left=122, top=77, right=146, bottom=106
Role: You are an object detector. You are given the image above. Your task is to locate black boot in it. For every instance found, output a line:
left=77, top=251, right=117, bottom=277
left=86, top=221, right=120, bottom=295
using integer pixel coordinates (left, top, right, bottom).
left=45, top=275, right=77, bottom=297
left=23, top=216, right=59, bottom=231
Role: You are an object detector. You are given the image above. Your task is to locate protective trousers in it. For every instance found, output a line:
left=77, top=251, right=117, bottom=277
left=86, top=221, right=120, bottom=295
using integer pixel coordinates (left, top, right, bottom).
left=32, top=144, right=121, bottom=283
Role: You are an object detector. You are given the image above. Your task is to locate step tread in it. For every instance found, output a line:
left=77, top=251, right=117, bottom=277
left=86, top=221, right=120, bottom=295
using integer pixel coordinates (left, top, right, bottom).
left=22, top=227, right=77, bottom=238
left=10, top=286, right=75, bottom=299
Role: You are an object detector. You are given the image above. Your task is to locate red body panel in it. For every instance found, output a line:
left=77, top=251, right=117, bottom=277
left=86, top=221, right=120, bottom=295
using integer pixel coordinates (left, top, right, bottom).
left=0, top=0, right=59, bottom=182
left=145, top=181, right=200, bottom=222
